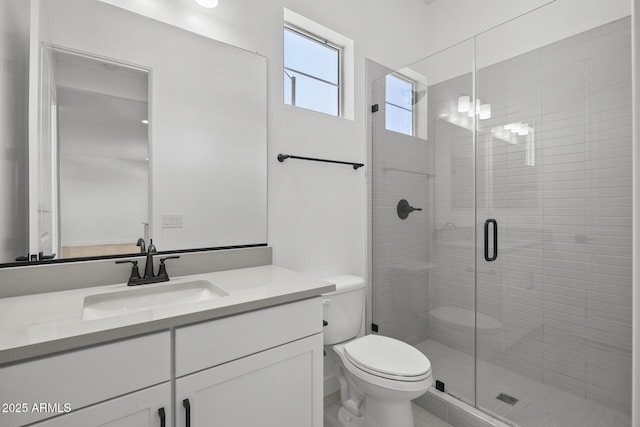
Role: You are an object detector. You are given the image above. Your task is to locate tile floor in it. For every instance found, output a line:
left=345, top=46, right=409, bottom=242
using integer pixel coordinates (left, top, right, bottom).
left=416, top=339, right=632, bottom=427
left=324, top=392, right=454, bottom=427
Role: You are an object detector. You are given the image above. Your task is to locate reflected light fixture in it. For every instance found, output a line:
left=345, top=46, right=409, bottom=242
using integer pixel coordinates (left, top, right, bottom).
left=141, top=119, right=149, bottom=124
left=457, top=95, right=491, bottom=120
left=479, top=103, right=491, bottom=120
left=518, top=123, right=530, bottom=136
left=467, top=99, right=477, bottom=117
left=457, top=96, right=470, bottom=113
left=495, top=121, right=536, bottom=166
left=195, top=0, right=218, bottom=8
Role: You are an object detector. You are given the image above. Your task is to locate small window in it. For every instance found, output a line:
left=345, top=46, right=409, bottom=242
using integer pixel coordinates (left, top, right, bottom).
left=284, top=26, right=340, bottom=116
left=385, top=74, right=414, bottom=136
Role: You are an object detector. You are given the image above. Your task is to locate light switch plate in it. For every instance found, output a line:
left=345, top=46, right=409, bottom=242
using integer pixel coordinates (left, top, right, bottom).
left=162, top=214, right=183, bottom=228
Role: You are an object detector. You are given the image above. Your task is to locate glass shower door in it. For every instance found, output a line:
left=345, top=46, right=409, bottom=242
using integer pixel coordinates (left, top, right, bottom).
left=474, top=34, right=547, bottom=422
left=475, top=14, right=632, bottom=426
left=370, top=40, right=477, bottom=407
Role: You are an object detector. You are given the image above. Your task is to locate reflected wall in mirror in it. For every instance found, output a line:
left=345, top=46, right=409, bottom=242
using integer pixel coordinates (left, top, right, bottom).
left=0, top=0, right=267, bottom=266
left=42, top=48, right=150, bottom=260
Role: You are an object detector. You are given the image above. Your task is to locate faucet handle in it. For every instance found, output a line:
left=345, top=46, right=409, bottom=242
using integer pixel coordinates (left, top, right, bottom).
left=116, top=260, right=142, bottom=285
left=157, top=256, right=180, bottom=280
left=159, top=255, right=180, bottom=264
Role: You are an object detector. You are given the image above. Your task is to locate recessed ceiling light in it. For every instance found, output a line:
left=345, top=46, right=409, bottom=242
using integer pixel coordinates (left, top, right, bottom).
left=195, top=0, right=218, bottom=8
left=141, top=120, right=149, bottom=124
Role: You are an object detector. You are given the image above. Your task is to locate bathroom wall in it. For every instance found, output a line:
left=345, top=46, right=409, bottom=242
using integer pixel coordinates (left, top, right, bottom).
left=428, top=17, right=633, bottom=414
left=54, top=55, right=149, bottom=249
left=8, top=0, right=434, bottom=397
left=426, top=0, right=630, bottom=60
left=0, top=0, right=30, bottom=263
left=369, top=73, right=433, bottom=346
left=58, top=89, right=149, bottom=247
left=99, top=0, right=432, bottom=282
left=633, top=2, right=640, bottom=426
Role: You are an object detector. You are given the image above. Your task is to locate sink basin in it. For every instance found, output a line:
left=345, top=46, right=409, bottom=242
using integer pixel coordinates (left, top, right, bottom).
left=82, top=280, right=229, bottom=320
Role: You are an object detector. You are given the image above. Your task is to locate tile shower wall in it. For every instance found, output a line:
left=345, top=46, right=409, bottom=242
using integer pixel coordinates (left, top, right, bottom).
left=429, top=17, right=632, bottom=414
left=371, top=76, right=433, bottom=345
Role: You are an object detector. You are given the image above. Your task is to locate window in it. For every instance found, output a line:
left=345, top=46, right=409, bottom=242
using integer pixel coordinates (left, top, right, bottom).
left=385, top=74, right=414, bottom=136
left=284, top=26, right=340, bottom=116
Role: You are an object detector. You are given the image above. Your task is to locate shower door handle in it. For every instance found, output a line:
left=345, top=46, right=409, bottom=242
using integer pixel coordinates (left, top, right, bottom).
left=484, top=219, right=498, bottom=262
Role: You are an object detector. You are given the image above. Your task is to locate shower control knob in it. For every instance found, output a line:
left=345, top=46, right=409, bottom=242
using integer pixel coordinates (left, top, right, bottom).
left=397, top=199, right=422, bottom=220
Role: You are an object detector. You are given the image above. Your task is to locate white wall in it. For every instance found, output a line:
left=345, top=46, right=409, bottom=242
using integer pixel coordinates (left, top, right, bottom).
left=58, top=89, right=149, bottom=246
left=425, top=0, right=555, bottom=56
left=100, top=0, right=432, bottom=281
left=267, top=1, right=431, bottom=280
left=632, top=1, right=639, bottom=425
left=37, top=45, right=57, bottom=256
left=426, top=0, right=630, bottom=58
left=98, top=0, right=432, bottom=398
left=0, top=0, right=30, bottom=262
left=53, top=52, right=149, bottom=248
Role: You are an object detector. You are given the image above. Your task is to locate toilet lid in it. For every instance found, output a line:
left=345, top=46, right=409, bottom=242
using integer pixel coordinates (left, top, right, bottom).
left=344, top=335, right=431, bottom=379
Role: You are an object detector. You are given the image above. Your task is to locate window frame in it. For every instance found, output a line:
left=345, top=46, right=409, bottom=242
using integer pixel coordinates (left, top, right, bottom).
left=385, top=73, right=416, bottom=136
left=283, top=24, right=342, bottom=117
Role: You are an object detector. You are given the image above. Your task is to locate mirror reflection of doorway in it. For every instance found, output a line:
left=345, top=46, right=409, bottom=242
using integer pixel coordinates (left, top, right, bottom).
left=38, top=47, right=149, bottom=259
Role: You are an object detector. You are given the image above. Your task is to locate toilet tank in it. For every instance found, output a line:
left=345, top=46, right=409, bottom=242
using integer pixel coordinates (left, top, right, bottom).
left=322, top=275, right=365, bottom=345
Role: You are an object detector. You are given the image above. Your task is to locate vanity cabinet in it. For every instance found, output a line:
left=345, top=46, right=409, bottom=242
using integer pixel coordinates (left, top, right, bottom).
left=174, top=297, right=323, bottom=427
left=0, top=297, right=323, bottom=427
left=176, top=334, right=322, bottom=427
left=0, top=332, right=170, bottom=427
left=30, top=383, right=171, bottom=427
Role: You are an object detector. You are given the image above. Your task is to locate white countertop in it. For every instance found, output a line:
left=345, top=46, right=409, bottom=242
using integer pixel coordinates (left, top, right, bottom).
left=0, top=265, right=335, bottom=365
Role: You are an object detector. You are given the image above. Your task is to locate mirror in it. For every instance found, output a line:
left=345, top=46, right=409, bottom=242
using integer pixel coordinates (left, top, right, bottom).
left=0, top=0, right=267, bottom=266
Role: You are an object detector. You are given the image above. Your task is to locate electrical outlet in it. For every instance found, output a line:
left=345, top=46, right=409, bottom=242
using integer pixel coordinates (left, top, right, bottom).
left=162, top=214, right=183, bottom=228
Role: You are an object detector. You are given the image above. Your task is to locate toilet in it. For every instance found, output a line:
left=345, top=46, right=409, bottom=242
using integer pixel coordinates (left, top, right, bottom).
left=323, top=275, right=433, bottom=427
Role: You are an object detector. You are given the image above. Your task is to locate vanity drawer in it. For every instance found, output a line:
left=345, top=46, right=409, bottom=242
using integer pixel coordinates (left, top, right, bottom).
left=175, top=297, right=322, bottom=377
left=0, top=331, right=170, bottom=427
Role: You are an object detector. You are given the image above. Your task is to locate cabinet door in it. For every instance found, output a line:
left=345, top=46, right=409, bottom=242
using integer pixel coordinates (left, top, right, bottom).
left=31, top=382, right=171, bottom=427
left=0, top=332, right=170, bottom=427
left=176, top=334, right=323, bottom=427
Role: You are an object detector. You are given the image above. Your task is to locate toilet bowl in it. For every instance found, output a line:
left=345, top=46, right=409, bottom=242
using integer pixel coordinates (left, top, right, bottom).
left=323, top=276, right=433, bottom=427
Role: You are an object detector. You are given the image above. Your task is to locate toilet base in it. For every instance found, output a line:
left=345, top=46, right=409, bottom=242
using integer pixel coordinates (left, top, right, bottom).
left=338, top=406, right=364, bottom=427
left=362, top=396, right=415, bottom=427
left=337, top=397, right=415, bottom=427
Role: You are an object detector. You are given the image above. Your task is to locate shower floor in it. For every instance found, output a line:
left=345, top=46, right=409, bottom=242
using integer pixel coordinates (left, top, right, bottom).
left=416, top=339, right=631, bottom=427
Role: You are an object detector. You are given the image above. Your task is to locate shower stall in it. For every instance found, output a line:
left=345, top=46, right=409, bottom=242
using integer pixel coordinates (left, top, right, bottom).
left=369, top=6, right=632, bottom=427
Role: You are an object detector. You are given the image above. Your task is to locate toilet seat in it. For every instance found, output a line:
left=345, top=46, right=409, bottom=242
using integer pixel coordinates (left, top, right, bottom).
left=343, top=335, right=431, bottom=382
